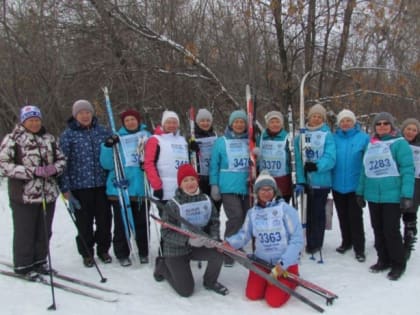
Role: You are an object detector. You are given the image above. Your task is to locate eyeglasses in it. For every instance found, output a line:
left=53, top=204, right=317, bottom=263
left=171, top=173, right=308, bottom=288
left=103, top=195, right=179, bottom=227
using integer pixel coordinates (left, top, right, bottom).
left=375, top=121, right=390, bottom=126
left=259, top=187, right=274, bottom=193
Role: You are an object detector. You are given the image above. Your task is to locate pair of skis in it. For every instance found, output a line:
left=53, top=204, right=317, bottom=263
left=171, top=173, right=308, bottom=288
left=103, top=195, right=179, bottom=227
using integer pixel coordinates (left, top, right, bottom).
left=0, top=261, right=129, bottom=303
left=149, top=199, right=336, bottom=313
left=103, top=87, right=136, bottom=249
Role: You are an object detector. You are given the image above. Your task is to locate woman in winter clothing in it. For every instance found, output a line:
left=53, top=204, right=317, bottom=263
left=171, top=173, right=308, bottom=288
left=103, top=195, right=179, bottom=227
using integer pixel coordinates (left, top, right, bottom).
left=100, top=109, right=151, bottom=266
left=226, top=172, right=303, bottom=307
left=332, top=109, right=369, bottom=262
left=400, top=118, right=420, bottom=260
left=209, top=110, right=250, bottom=266
left=143, top=110, right=189, bottom=202
left=153, top=164, right=228, bottom=297
left=59, top=100, right=113, bottom=267
left=0, top=106, right=66, bottom=278
left=294, top=104, right=336, bottom=255
left=188, top=108, right=221, bottom=212
left=256, top=111, right=293, bottom=202
left=356, top=112, right=414, bottom=280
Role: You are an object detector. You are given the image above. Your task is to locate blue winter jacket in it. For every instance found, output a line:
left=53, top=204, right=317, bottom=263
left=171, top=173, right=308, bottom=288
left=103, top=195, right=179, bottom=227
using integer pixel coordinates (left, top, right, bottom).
left=356, top=134, right=414, bottom=203
left=332, top=124, right=369, bottom=193
left=59, top=117, right=111, bottom=192
left=100, top=124, right=150, bottom=198
left=209, top=127, right=249, bottom=195
left=226, top=198, right=303, bottom=269
left=294, top=123, right=336, bottom=187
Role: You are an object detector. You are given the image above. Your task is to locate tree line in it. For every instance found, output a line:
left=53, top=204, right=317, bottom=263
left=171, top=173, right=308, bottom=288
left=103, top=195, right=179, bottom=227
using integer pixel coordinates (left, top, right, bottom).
left=0, top=0, right=418, bottom=137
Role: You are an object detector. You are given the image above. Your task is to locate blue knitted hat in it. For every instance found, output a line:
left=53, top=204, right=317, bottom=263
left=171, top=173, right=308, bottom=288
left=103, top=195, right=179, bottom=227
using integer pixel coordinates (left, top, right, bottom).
left=20, top=105, right=42, bottom=123
left=228, top=110, right=247, bottom=126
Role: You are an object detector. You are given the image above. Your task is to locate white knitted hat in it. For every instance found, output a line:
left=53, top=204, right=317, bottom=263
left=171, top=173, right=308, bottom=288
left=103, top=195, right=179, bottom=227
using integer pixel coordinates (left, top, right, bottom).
left=254, top=171, right=279, bottom=195
left=336, top=109, right=356, bottom=124
left=264, top=111, right=284, bottom=125
left=161, top=110, right=180, bottom=126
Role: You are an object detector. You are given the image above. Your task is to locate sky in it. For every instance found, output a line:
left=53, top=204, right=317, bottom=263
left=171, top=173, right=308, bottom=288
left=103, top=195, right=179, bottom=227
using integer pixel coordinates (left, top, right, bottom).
left=0, top=180, right=418, bottom=315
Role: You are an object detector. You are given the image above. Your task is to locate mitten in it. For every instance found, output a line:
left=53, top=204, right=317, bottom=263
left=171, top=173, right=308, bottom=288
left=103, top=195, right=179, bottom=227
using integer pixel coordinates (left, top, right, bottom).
left=188, top=237, right=207, bottom=247
left=104, top=134, right=120, bottom=147
left=211, top=185, right=221, bottom=201
left=304, top=161, right=318, bottom=173
left=34, top=166, right=47, bottom=178
left=44, top=164, right=57, bottom=177
left=153, top=189, right=164, bottom=200
left=356, top=195, right=366, bottom=208
left=189, top=139, right=200, bottom=152
left=294, top=184, right=305, bottom=196
left=400, top=198, right=413, bottom=212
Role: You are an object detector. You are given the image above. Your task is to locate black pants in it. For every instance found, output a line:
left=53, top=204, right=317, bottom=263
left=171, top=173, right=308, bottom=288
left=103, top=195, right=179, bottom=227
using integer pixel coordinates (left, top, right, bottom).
left=332, top=190, right=365, bottom=254
left=11, top=200, right=55, bottom=273
left=305, top=187, right=330, bottom=251
left=159, top=247, right=224, bottom=297
left=72, top=187, right=112, bottom=258
left=110, top=199, right=149, bottom=259
left=369, top=202, right=406, bottom=269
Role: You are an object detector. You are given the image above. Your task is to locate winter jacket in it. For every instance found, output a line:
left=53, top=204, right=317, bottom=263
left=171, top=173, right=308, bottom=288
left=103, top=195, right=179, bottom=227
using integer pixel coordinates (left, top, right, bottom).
left=209, top=127, right=249, bottom=195
left=332, top=123, right=369, bottom=193
left=0, top=124, right=66, bottom=204
left=356, top=133, right=414, bottom=203
left=100, top=124, right=150, bottom=198
left=226, top=198, right=303, bottom=269
left=294, top=123, right=336, bottom=188
left=143, top=127, right=188, bottom=200
left=190, top=124, right=217, bottom=178
left=257, top=128, right=293, bottom=196
left=161, top=188, right=220, bottom=257
left=58, top=117, right=111, bottom=192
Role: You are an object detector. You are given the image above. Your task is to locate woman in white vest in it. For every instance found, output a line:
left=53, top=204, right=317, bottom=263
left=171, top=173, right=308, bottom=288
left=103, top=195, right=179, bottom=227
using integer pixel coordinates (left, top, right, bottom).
left=144, top=110, right=189, bottom=203
left=356, top=112, right=414, bottom=280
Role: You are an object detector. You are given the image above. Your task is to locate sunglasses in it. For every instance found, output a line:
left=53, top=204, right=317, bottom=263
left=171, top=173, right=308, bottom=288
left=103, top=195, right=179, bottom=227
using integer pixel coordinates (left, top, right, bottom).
left=375, top=121, right=390, bottom=126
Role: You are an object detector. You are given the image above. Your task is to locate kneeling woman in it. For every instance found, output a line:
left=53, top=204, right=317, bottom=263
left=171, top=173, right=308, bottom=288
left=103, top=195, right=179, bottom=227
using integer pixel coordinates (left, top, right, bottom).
left=154, top=164, right=228, bottom=297
left=226, top=172, right=303, bottom=307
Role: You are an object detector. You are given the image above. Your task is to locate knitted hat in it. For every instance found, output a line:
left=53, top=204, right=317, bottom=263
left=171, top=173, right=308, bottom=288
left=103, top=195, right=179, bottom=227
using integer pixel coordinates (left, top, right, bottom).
left=20, top=105, right=42, bottom=123
left=177, top=164, right=199, bottom=186
left=372, top=112, right=396, bottom=131
left=401, top=118, right=420, bottom=133
left=307, top=103, right=326, bottom=121
left=195, top=108, right=213, bottom=124
left=120, top=109, right=141, bottom=124
left=264, top=111, right=284, bottom=125
left=72, top=100, right=94, bottom=118
left=228, top=110, right=247, bottom=126
left=254, top=171, right=278, bottom=195
left=161, top=110, right=180, bottom=126
left=336, top=109, right=356, bottom=124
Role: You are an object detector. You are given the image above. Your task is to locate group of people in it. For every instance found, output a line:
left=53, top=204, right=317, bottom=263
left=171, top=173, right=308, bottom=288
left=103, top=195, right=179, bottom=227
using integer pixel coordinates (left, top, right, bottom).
left=0, top=99, right=418, bottom=308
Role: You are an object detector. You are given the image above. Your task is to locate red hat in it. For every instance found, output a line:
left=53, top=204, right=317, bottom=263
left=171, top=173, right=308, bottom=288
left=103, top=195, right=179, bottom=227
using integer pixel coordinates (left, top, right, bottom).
left=177, top=164, right=199, bottom=186
left=120, top=109, right=141, bottom=124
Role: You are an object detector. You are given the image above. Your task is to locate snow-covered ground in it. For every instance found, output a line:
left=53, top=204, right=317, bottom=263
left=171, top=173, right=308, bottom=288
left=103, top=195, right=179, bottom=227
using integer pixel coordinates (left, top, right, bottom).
left=0, top=179, right=418, bottom=315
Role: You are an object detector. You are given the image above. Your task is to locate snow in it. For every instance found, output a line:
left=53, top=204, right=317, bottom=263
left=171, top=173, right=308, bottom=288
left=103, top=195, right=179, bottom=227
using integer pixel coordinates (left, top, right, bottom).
left=0, top=179, right=418, bottom=315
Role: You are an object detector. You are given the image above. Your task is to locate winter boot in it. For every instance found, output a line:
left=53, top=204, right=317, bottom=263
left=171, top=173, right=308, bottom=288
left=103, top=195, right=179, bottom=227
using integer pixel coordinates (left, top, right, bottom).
left=118, top=257, right=132, bottom=267
left=153, top=256, right=165, bottom=282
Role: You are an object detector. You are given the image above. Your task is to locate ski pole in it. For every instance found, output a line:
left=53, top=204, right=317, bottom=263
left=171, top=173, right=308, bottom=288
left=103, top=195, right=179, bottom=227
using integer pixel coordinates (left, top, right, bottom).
left=60, top=194, right=107, bottom=283
left=41, top=188, right=56, bottom=310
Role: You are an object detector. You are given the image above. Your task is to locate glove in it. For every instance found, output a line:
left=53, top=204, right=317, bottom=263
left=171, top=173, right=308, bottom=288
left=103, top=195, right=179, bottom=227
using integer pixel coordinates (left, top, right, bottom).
left=356, top=195, right=366, bottom=208
left=153, top=189, right=164, bottom=200
left=68, top=194, right=81, bottom=213
left=188, top=236, right=208, bottom=247
left=294, top=184, right=305, bottom=196
left=189, top=139, right=200, bottom=152
left=400, top=198, right=413, bottom=212
left=304, top=161, right=318, bottom=173
left=44, top=164, right=57, bottom=177
left=35, top=165, right=57, bottom=178
left=104, top=134, right=120, bottom=147
left=211, top=185, right=221, bottom=201
left=271, top=264, right=287, bottom=279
